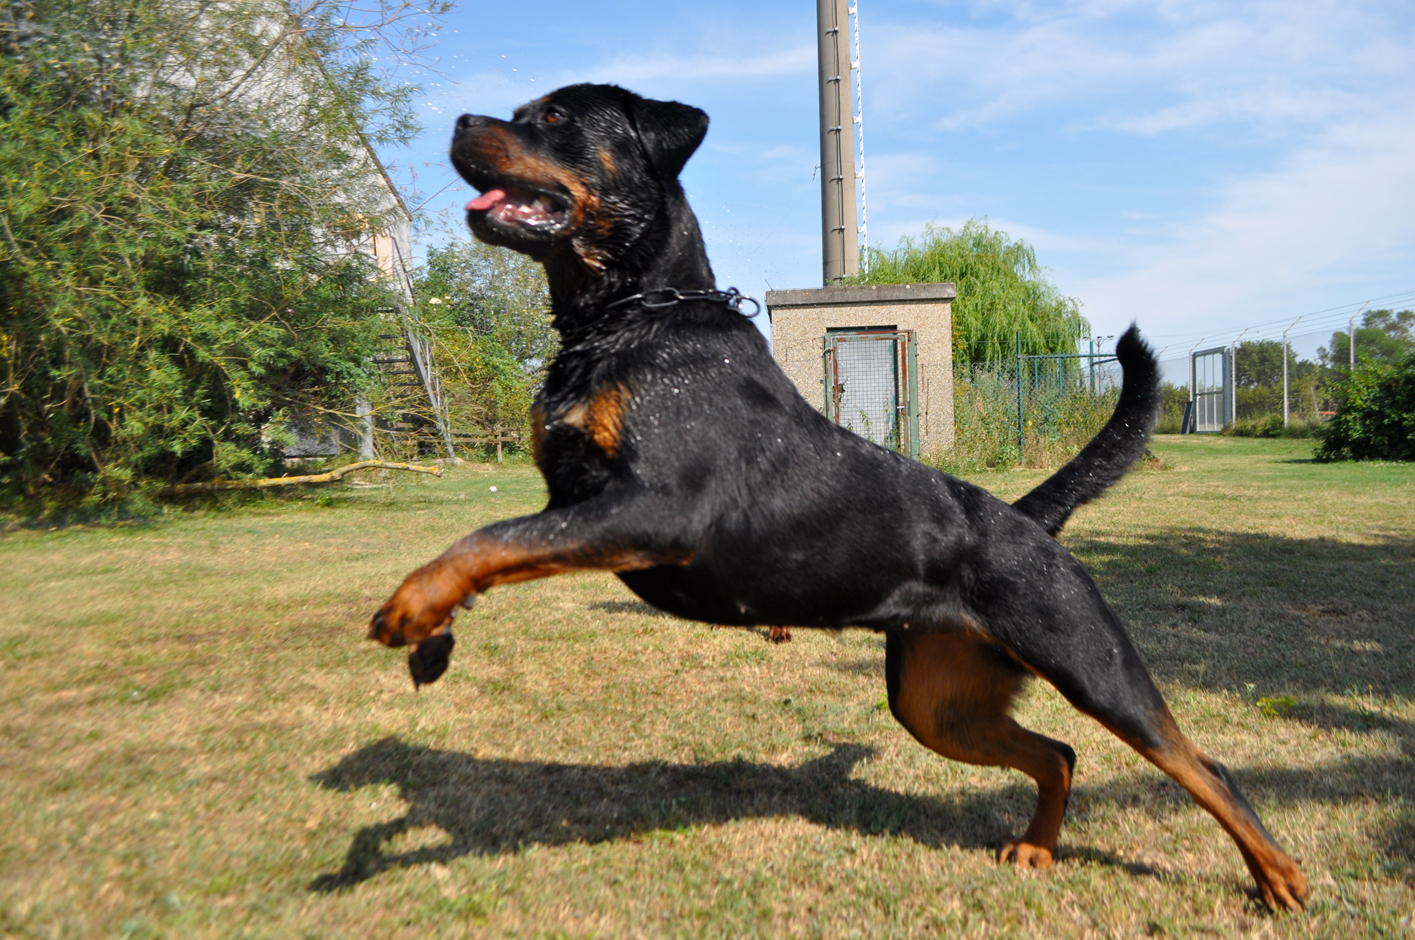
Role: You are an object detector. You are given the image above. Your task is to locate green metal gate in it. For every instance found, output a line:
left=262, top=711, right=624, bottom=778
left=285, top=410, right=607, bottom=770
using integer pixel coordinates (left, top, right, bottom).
left=822, top=329, right=920, bottom=459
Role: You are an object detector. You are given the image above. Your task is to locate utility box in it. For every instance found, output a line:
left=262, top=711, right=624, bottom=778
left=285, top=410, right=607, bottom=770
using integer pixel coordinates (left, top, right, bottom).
left=766, top=284, right=956, bottom=455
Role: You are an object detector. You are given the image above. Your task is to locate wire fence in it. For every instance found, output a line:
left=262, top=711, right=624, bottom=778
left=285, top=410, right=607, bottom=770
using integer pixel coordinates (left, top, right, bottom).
left=933, top=289, right=1415, bottom=471
left=1147, top=289, right=1415, bottom=433
left=943, top=353, right=1123, bottom=472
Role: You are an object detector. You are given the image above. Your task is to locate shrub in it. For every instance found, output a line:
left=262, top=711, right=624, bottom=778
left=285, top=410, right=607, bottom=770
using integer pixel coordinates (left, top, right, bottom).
left=1153, top=384, right=1190, bottom=434
left=413, top=236, right=556, bottom=451
left=0, top=0, right=439, bottom=511
left=1226, top=415, right=1324, bottom=439
left=1315, top=353, right=1415, bottom=461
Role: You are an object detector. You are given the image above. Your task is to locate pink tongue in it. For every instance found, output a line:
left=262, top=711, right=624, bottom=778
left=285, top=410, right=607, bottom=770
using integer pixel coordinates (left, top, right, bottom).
left=466, top=189, right=507, bottom=211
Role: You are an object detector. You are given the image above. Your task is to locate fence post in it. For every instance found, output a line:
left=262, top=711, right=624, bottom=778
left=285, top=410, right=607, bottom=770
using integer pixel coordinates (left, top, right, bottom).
left=906, top=333, right=920, bottom=460
left=1282, top=316, right=1302, bottom=428
left=1229, top=329, right=1245, bottom=426
left=1015, top=331, right=1024, bottom=464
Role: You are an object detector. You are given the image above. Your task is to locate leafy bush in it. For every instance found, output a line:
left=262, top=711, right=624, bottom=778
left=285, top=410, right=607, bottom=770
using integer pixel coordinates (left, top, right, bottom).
left=1153, top=383, right=1191, bottom=434
left=931, top=367, right=1024, bottom=473
left=0, top=0, right=437, bottom=511
left=1315, top=353, right=1415, bottom=461
left=1226, top=415, right=1324, bottom=439
left=413, top=237, right=556, bottom=451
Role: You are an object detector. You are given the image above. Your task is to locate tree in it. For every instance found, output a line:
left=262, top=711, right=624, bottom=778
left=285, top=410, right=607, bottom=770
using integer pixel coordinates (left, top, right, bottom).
left=1316, top=351, right=1415, bottom=461
left=1319, top=309, right=1415, bottom=370
left=849, top=219, right=1089, bottom=361
left=0, top=0, right=444, bottom=509
left=413, top=236, right=556, bottom=443
left=1234, top=340, right=1291, bottom=390
left=1232, top=339, right=1323, bottom=421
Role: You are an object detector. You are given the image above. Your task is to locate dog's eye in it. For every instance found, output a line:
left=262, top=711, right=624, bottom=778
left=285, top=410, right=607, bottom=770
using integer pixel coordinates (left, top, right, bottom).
left=544, top=109, right=566, bottom=124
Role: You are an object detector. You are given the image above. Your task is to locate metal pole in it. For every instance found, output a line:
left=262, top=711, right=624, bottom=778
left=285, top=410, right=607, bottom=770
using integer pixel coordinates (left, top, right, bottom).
left=848, top=2, right=868, bottom=273
left=1016, top=331, right=1024, bottom=464
left=1229, top=328, right=1248, bottom=427
left=1282, top=316, right=1303, bottom=427
left=1187, top=337, right=1206, bottom=405
left=1185, top=338, right=1205, bottom=435
left=1349, top=301, right=1370, bottom=369
left=817, top=0, right=858, bottom=284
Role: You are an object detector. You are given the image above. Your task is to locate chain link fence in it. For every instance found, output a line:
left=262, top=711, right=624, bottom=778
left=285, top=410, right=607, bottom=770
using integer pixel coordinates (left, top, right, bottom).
left=941, top=352, right=1122, bottom=471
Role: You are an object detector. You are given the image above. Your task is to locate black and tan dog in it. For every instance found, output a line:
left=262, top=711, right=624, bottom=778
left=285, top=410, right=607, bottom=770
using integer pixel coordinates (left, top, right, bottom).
left=369, top=83, right=1307, bottom=910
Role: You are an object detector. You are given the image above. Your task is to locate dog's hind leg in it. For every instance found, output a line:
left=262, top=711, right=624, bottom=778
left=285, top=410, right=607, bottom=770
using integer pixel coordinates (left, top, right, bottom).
left=1063, top=673, right=1307, bottom=909
left=1118, top=709, right=1308, bottom=910
left=885, top=630, right=1077, bottom=869
left=988, top=583, right=1309, bottom=910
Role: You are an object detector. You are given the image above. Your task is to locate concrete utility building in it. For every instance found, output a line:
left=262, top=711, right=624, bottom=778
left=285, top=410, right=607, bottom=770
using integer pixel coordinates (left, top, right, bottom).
left=766, top=283, right=957, bottom=457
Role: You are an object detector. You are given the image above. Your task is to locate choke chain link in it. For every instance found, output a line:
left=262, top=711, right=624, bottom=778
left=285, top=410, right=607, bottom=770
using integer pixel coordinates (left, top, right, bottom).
left=603, top=286, right=761, bottom=318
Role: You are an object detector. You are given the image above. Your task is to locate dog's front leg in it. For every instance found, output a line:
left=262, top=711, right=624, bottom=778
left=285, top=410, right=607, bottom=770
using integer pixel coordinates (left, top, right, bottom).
left=369, top=499, right=690, bottom=652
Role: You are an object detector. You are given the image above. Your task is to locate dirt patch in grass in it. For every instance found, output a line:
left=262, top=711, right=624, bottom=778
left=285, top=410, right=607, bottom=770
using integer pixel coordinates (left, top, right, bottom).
left=1, top=439, right=1412, bottom=938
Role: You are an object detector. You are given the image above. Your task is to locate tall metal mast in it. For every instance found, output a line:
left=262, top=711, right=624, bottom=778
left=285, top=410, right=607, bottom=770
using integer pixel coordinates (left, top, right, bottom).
left=817, top=0, right=858, bottom=283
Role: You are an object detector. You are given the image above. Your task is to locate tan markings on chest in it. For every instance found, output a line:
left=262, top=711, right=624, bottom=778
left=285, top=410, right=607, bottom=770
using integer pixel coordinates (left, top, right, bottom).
left=557, top=383, right=631, bottom=457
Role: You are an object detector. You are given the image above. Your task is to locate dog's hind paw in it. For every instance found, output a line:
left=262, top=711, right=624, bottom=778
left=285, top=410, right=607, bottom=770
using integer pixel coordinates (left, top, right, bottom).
left=1252, top=857, right=1308, bottom=912
left=999, top=841, right=1054, bottom=869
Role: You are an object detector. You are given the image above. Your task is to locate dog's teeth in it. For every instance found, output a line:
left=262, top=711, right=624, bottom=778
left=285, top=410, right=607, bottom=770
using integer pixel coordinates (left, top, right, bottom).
left=533, top=195, right=554, bottom=210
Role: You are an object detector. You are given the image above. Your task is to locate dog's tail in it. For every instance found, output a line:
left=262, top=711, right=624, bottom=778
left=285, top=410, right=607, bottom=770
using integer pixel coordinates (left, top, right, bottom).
left=1012, top=325, right=1161, bottom=537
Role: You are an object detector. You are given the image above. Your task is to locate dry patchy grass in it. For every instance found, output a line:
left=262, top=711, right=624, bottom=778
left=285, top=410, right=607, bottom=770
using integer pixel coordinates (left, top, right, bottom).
left=1, top=438, right=1412, bottom=938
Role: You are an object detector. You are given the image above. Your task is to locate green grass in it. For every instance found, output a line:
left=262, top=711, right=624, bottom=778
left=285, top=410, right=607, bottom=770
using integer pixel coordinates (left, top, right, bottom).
left=1, top=438, right=1412, bottom=938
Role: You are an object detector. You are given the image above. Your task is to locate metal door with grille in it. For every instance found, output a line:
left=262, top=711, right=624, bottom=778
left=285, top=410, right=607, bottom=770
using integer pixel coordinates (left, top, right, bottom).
left=1189, top=346, right=1231, bottom=433
left=822, top=329, right=919, bottom=458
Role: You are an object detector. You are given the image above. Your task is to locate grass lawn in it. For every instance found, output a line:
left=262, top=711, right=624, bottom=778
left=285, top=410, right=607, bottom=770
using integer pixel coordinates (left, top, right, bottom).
left=1, top=436, right=1412, bottom=938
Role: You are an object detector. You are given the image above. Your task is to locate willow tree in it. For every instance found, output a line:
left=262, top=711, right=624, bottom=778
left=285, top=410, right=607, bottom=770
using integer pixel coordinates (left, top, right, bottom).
left=851, top=219, right=1089, bottom=361
left=0, top=0, right=444, bottom=509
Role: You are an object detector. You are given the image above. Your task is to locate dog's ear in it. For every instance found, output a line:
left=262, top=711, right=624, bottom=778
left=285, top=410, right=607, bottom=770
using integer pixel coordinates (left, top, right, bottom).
left=629, top=96, right=708, bottom=181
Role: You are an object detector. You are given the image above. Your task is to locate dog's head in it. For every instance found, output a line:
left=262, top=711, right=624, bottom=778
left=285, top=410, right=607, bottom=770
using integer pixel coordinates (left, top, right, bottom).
left=450, top=84, right=708, bottom=268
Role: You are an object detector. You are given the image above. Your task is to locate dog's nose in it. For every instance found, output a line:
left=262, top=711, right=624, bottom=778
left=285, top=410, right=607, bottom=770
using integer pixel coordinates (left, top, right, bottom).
left=455, top=114, right=492, bottom=132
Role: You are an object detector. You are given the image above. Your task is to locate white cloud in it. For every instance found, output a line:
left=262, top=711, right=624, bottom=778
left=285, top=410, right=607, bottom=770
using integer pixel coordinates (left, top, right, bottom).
left=858, top=0, right=1411, bottom=134
left=588, top=46, right=816, bottom=85
left=1072, top=106, right=1415, bottom=340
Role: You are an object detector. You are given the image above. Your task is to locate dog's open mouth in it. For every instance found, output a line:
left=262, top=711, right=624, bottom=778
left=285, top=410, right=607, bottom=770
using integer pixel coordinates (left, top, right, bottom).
left=466, top=186, right=569, bottom=232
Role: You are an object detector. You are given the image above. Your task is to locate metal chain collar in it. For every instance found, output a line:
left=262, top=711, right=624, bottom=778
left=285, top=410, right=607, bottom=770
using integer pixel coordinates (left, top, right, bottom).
left=602, top=286, right=762, bottom=318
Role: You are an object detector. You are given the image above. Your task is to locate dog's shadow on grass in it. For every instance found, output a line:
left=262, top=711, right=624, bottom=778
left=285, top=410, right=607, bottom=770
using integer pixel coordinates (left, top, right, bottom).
left=308, top=737, right=1160, bottom=891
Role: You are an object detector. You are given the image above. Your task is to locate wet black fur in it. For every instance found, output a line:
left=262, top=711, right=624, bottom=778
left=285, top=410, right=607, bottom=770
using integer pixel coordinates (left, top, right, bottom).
left=448, top=83, right=1172, bottom=750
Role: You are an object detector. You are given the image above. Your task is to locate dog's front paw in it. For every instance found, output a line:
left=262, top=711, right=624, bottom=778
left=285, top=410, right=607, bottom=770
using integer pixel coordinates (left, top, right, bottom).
left=368, top=561, right=475, bottom=648
left=409, top=630, right=456, bottom=688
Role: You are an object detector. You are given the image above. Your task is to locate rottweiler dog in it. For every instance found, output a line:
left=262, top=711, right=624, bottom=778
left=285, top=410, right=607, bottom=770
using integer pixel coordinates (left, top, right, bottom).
left=370, top=83, right=1307, bottom=910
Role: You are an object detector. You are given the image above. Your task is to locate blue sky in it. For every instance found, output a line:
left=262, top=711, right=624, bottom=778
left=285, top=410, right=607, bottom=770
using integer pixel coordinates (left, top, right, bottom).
left=379, top=0, right=1415, bottom=357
